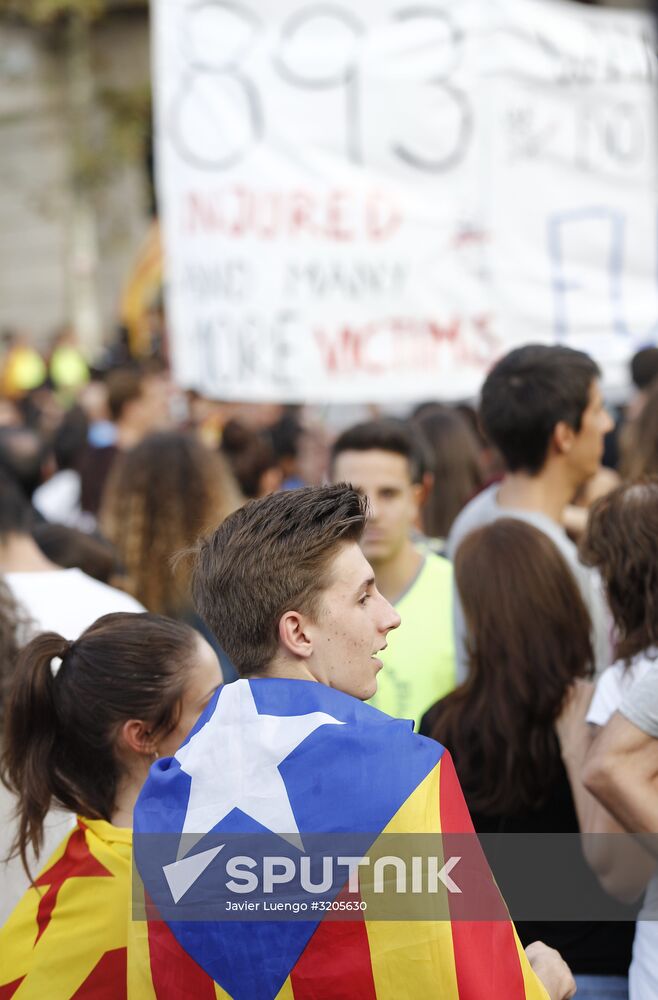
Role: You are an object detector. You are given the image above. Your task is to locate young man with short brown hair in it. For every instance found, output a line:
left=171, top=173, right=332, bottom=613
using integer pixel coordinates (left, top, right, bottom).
left=133, top=485, right=573, bottom=1000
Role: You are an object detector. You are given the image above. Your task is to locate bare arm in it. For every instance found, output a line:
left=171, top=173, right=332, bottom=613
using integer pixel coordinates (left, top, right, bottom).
left=584, top=710, right=658, bottom=841
left=556, top=684, right=655, bottom=901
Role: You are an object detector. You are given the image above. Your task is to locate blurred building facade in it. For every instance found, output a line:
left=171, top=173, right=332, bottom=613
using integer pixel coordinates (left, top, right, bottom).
left=0, top=4, right=151, bottom=356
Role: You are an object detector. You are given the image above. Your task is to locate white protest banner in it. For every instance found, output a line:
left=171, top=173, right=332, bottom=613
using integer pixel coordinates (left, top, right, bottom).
left=152, top=0, right=658, bottom=402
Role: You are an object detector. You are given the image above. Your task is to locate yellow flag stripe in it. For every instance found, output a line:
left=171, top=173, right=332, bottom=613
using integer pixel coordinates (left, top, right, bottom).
left=2, top=822, right=131, bottom=998
left=275, top=975, right=296, bottom=999
left=517, top=930, right=551, bottom=1000
left=363, top=760, right=461, bottom=999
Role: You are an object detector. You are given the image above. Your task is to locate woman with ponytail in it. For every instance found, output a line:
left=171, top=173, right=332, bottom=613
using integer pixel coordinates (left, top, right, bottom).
left=0, top=611, right=221, bottom=997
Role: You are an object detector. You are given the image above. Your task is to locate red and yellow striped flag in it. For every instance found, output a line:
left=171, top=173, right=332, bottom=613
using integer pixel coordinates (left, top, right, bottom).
left=0, top=818, right=132, bottom=999
left=129, top=751, right=548, bottom=999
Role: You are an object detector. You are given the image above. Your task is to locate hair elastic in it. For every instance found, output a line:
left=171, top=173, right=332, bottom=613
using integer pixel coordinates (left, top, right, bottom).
left=50, top=640, right=75, bottom=676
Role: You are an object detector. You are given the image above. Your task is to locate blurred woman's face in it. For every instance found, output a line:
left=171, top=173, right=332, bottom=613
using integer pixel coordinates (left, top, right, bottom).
left=157, top=636, right=223, bottom=758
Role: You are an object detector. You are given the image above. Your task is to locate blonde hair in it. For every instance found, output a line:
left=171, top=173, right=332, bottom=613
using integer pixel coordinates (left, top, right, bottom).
left=101, top=432, right=243, bottom=614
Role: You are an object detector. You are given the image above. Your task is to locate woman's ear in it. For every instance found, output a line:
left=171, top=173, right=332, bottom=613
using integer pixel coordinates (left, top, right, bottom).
left=119, top=719, right=156, bottom=757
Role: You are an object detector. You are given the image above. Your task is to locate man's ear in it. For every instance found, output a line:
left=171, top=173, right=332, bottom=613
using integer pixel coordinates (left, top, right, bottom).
left=414, top=476, right=431, bottom=510
left=278, top=610, right=313, bottom=659
left=408, top=479, right=427, bottom=531
left=119, top=719, right=156, bottom=757
left=553, top=420, right=576, bottom=455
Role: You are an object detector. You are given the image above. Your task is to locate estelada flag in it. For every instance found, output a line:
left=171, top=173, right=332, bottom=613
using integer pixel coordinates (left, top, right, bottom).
left=0, top=818, right=131, bottom=999
left=131, top=679, right=548, bottom=1000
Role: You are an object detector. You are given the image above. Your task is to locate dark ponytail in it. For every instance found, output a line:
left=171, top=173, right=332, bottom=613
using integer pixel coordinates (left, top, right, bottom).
left=1, top=612, right=198, bottom=875
left=3, top=632, right=62, bottom=874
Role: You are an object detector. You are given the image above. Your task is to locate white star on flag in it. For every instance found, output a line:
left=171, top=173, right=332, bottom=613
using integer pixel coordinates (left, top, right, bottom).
left=163, top=680, right=344, bottom=902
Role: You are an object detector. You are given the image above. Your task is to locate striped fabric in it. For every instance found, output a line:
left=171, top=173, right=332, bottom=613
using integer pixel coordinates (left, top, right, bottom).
left=131, top=679, right=549, bottom=1000
left=0, top=819, right=131, bottom=999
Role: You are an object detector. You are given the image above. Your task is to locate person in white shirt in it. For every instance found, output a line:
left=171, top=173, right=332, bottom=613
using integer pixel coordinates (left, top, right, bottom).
left=559, top=481, right=658, bottom=1000
left=32, top=405, right=95, bottom=532
left=448, top=344, right=615, bottom=683
left=0, top=474, right=144, bottom=924
left=0, top=475, right=143, bottom=639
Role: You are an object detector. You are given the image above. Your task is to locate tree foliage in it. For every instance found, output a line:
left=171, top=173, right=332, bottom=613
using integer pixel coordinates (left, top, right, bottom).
left=0, top=0, right=145, bottom=23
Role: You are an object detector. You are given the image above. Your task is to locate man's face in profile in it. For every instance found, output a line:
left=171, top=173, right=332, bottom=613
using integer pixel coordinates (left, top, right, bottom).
left=305, top=541, right=400, bottom=700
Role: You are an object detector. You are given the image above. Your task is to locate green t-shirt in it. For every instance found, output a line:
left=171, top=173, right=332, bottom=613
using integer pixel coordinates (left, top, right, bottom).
left=368, top=552, right=455, bottom=729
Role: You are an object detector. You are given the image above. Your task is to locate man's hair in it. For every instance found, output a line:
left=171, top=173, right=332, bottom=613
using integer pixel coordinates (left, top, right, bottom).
left=0, top=428, right=45, bottom=499
left=191, top=484, right=368, bottom=676
left=0, top=475, right=34, bottom=540
left=479, top=344, right=599, bottom=475
left=631, top=347, right=658, bottom=391
left=330, top=419, right=428, bottom=484
left=52, top=406, right=88, bottom=472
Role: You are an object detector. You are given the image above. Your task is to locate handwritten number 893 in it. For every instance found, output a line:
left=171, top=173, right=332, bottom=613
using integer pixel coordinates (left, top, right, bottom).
left=167, top=0, right=472, bottom=173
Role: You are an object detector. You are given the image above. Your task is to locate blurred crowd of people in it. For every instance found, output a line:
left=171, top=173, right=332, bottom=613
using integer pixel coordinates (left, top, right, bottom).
left=1, top=328, right=658, bottom=998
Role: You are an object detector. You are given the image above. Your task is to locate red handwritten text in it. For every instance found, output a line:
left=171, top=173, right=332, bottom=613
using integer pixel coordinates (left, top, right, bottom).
left=183, top=187, right=401, bottom=242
